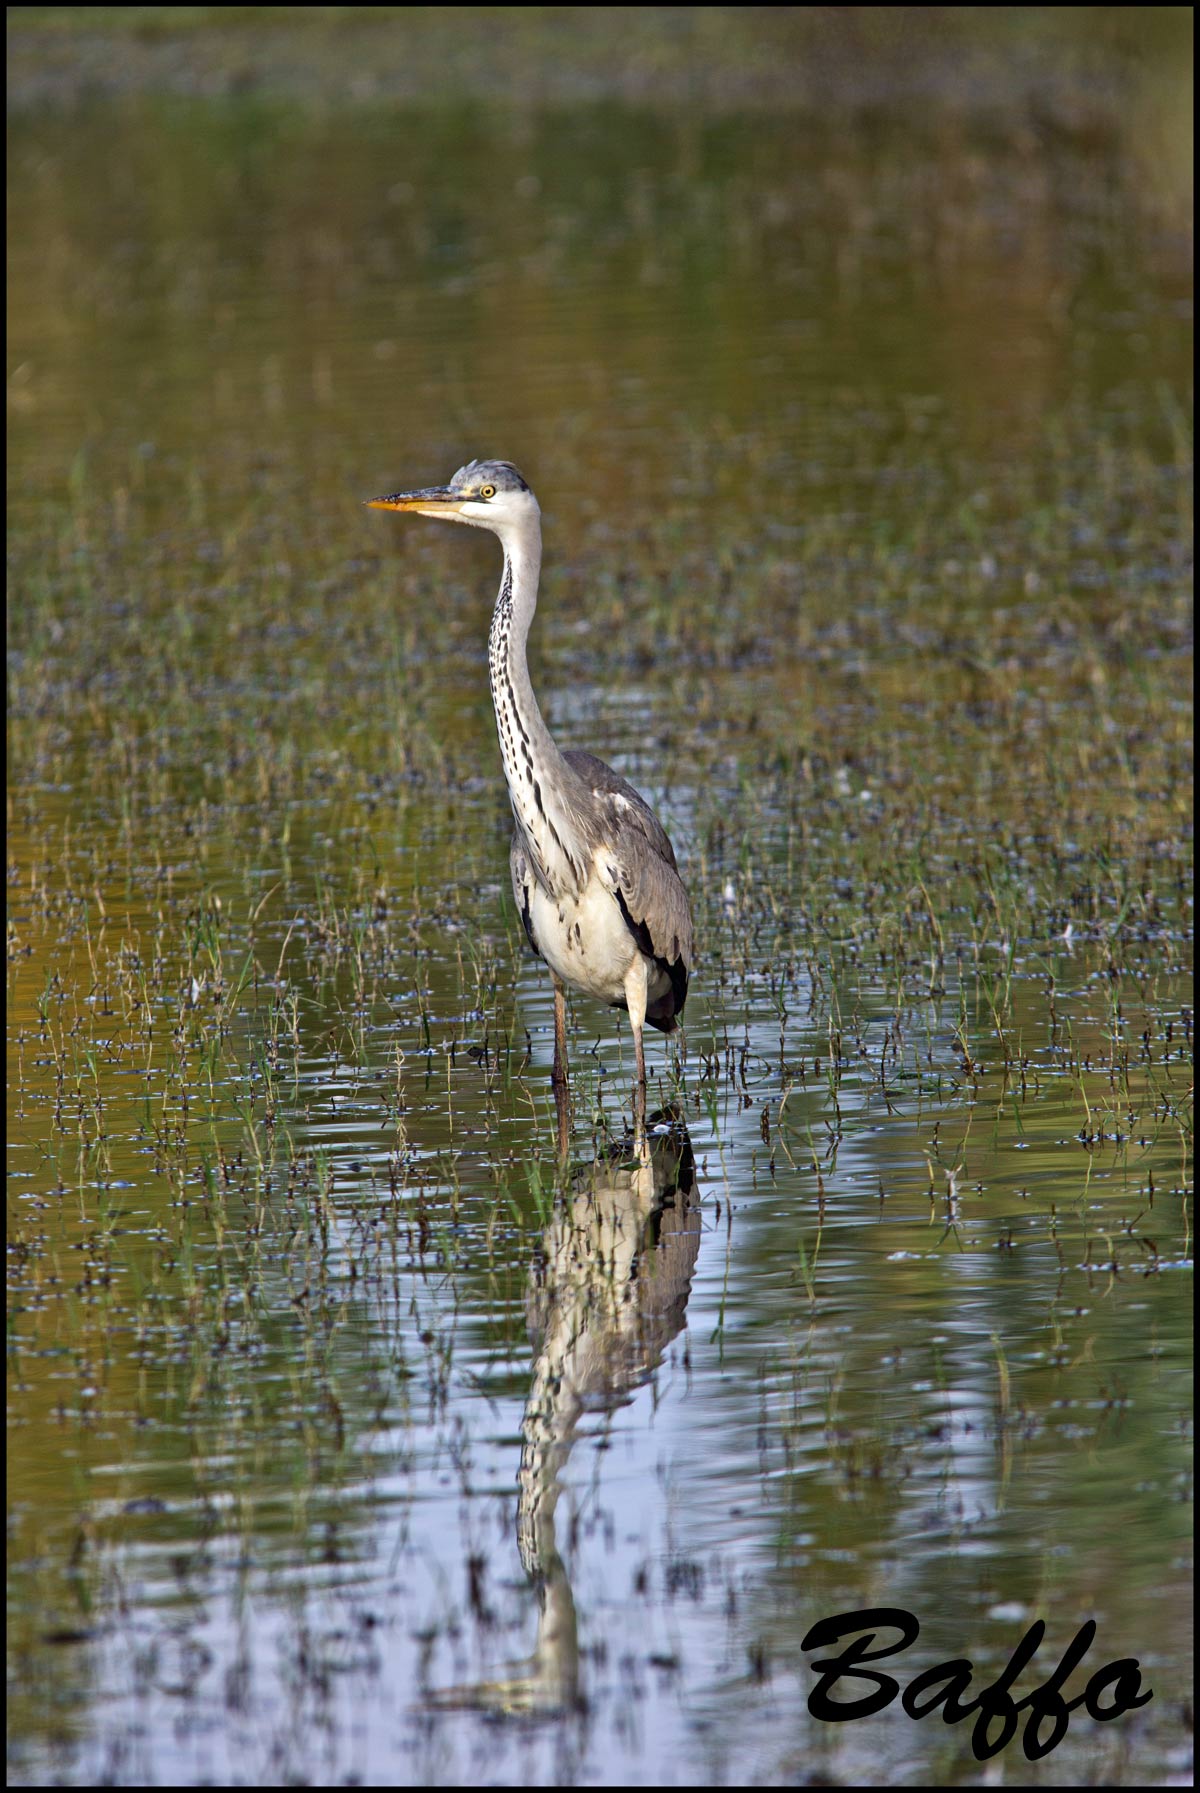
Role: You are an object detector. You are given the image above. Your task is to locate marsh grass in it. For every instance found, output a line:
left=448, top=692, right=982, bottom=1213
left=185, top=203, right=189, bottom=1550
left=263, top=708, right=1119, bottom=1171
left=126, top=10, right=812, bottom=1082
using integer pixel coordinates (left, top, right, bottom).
left=7, top=574, right=1193, bottom=1761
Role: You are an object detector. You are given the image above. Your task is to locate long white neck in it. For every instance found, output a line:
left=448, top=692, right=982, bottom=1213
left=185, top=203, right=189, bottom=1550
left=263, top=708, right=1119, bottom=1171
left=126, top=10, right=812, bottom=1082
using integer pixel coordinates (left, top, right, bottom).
left=486, top=514, right=590, bottom=892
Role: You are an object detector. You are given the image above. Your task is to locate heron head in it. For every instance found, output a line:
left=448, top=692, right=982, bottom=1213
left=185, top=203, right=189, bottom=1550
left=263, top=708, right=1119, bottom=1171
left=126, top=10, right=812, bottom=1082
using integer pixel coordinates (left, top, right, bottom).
left=366, top=458, right=538, bottom=533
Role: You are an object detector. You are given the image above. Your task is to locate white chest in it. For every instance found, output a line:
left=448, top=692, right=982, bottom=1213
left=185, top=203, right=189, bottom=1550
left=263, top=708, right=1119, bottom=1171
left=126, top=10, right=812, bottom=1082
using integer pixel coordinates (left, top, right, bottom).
left=526, top=867, right=638, bottom=1005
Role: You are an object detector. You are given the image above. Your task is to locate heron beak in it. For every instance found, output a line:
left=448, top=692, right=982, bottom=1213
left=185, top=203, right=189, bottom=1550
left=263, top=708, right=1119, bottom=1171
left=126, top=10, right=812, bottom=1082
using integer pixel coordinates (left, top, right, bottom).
left=365, top=485, right=467, bottom=517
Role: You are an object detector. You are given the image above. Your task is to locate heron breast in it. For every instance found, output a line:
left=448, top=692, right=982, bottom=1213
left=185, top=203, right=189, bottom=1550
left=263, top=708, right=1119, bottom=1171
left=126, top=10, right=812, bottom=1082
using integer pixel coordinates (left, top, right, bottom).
left=525, top=874, right=637, bottom=1004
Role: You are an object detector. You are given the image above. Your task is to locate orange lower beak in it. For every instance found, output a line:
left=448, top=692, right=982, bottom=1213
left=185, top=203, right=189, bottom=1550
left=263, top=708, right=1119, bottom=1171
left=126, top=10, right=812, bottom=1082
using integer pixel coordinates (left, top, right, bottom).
left=365, top=485, right=466, bottom=515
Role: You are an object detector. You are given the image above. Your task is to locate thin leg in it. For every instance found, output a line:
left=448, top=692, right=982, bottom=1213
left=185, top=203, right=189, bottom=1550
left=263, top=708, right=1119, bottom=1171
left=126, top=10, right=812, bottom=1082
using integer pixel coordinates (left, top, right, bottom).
left=623, top=956, right=650, bottom=1130
left=551, top=975, right=569, bottom=1090
left=632, top=1021, right=647, bottom=1133
left=633, top=1021, right=646, bottom=1091
left=553, top=1075, right=570, bottom=1160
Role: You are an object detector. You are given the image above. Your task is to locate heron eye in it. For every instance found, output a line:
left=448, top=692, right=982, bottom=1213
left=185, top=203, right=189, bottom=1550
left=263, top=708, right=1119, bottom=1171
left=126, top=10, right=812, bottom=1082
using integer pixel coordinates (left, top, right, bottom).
left=480, top=484, right=496, bottom=499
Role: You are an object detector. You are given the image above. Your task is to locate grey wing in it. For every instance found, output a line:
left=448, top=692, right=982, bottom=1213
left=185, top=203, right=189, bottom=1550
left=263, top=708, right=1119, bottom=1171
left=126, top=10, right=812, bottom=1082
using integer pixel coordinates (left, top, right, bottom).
left=510, top=832, right=540, bottom=958
left=564, top=750, right=692, bottom=1025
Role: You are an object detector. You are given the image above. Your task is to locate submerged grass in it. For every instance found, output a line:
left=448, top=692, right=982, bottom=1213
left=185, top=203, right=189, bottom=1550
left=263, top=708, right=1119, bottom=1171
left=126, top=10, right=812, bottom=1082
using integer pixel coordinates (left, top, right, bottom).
left=10, top=427, right=1190, bottom=1647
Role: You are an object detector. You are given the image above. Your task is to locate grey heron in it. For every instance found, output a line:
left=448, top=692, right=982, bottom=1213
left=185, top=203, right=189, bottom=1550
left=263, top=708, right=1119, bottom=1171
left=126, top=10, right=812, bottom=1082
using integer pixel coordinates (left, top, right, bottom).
left=367, top=459, right=692, bottom=1115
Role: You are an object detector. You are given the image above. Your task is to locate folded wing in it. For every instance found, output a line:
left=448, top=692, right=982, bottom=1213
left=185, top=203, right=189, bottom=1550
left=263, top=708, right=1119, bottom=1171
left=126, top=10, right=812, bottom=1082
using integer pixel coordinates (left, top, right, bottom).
left=564, top=749, right=692, bottom=1029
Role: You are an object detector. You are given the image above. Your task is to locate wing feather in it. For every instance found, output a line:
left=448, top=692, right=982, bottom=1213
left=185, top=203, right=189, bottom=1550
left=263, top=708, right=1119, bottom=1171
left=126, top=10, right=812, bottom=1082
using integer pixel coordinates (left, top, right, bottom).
left=563, top=749, right=692, bottom=1026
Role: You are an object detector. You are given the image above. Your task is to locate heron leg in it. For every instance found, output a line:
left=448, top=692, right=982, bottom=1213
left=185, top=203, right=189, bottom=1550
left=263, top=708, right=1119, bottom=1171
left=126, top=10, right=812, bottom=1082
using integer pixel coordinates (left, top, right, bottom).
left=551, top=976, right=571, bottom=1155
left=551, top=975, right=569, bottom=1090
left=632, top=1022, right=647, bottom=1131
left=623, top=957, right=650, bottom=1128
left=633, top=1022, right=646, bottom=1090
left=553, top=1075, right=570, bottom=1160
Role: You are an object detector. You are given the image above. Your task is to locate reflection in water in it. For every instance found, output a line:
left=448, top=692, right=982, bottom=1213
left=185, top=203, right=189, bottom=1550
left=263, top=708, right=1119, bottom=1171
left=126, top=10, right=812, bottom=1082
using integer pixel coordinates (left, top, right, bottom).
left=431, top=1110, right=701, bottom=1716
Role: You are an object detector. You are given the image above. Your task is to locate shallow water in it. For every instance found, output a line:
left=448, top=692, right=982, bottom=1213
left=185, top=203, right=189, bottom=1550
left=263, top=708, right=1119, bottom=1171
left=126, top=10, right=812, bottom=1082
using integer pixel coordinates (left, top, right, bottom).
left=7, top=12, right=1193, bottom=1785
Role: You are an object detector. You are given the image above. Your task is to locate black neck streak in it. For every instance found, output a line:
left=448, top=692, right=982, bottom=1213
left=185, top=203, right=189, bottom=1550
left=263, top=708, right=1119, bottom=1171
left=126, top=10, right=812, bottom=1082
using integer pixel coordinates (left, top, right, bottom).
left=488, top=555, right=585, bottom=894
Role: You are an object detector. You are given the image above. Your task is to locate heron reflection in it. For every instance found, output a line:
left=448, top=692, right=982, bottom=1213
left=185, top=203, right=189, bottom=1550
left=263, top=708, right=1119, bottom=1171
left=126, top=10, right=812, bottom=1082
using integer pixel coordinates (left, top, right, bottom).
left=428, top=1108, right=701, bottom=1716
